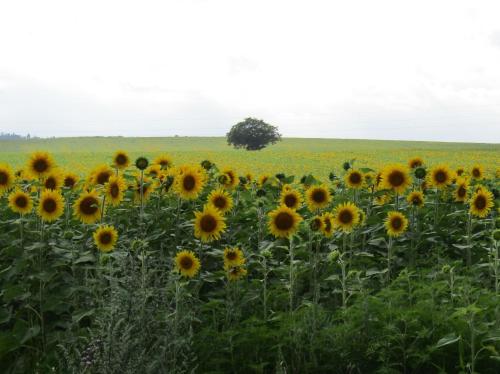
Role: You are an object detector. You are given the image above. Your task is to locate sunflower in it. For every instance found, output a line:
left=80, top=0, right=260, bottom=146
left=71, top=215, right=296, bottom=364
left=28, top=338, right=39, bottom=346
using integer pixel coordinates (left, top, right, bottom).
left=27, top=151, right=54, bottom=178
left=364, top=172, right=376, bottom=187
left=0, top=164, right=14, bottom=194
left=456, top=167, right=465, bottom=177
left=280, top=189, right=302, bottom=210
left=408, top=157, right=424, bottom=169
left=154, top=154, right=173, bottom=169
left=113, top=150, right=130, bottom=170
left=8, top=190, right=33, bottom=215
left=470, top=165, right=484, bottom=180
left=174, top=166, right=206, bottom=200
left=454, top=178, right=469, bottom=203
left=469, top=189, right=494, bottom=218
left=223, top=247, right=246, bottom=269
left=43, top=170, right=63, bottom=190
left=310, top=215, right=325, bottom=232
left=406, top=190, right=424, bottom=208
left=146, top=164, right=162, bottom=179
left=220, top=168, right=238, bottom=189
left=344, top=170, right=364, bottom=189
left=385, top=211, right=408, bottom=237
left=258, top=175, right=274, bottom=187
left=429, top=165, right=453, bottom=189
left=358, top=210, right=367, bottom=226
left=333, top=202, right=360, bottom=233
left=305, top=185, right=331, bottom=211
left=38, top=189, right=65, bottom=222
left=74, top=190, right=101, bottom=224
left=105, top=175, right=127, bottom=206
left=133, top=176, right=155, bottom=202
left=227, top=266, right=247, bottom=281
left=380, top=164, right=411, bottom=194
left=175, top=250, right=201, bottom=278
left=207, top=188, right=234, bottom=214
left=374, top=194, right=389, bottom=206
left=63, top=172, right=79, bottom=190
left=93, top=225, right=118, bottom=252
left=268, top=205, right=303, bottom=238
left=245, top=173, right=254, bottom=184
left=194, top=205, right=226, bottom=242
left=320, top=212, right=335, bottom=237
left=92, top=165, right=113, bottom=186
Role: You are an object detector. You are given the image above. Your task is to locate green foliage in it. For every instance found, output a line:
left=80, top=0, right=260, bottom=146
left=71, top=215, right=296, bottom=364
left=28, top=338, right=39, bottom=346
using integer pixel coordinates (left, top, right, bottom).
left=226, top=118, right=281, bottom=151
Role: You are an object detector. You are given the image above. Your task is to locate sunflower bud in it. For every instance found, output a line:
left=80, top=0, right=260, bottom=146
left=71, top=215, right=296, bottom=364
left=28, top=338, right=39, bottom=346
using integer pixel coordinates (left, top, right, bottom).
left=414, top=167, right=426, bottom=179
left=64, top=231, right=74, bottom=240
left=135, top=157, right=149, bottom=170
left=328, top=172, right=336, bottom=181
left=441, top=264, right=451, bottom=273
left=343, top=162, right=351, bottom=171
left=275, top=173, right=285, bottom=181
left=239, top=176, right=248, bottom=186
left=261, top=248, right=272, bottom=258
left=218, top=174, right=228, bottom=184
left=201, top=160, right=212, bottom=170
left=328, top=250, right=340, bottom=262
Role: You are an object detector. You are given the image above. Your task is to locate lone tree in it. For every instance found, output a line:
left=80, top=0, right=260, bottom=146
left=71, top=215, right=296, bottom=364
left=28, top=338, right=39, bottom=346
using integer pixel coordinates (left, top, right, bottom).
left=226, top=117, right=281, bottom=151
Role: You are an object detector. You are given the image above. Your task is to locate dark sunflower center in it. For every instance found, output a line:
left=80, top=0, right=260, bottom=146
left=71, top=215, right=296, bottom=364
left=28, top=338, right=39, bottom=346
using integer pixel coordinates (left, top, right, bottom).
left=200, top=215, right=217, bottom=232
left=349, top=172, right=362, bottom=184
left=474, top=195, right=486, bottom=210
left=213, top=196, right=227, bottom=209
left=275, top=212, right=294, bottom=230
left=80, top=196, right=99, bottom=215
left=457, top=186, right=466, bottom=198
left=226, top=172, right=235, bottom=184
left=0, top=171, right=8, bottom=185
left=160, top=160, right=169, bottom=167
left=410, top=160, right=422, bottom=168
left=64, top=177, right=75, bottom=188
left=412, top=196, right=422, bottom=205
left=180, top=256, right=193, bottom=270
left=99, top=232, right=112, bottom=245
left=116, top=154, right=127, bottom=165
left=97, top=172, right=111, bottom=185
left=339, top=210, right=353, bottom=224
left=226, top=251, right=237, bottom=260
left=43, top=198, right=57, bottom=213
left=435, top=171, right=447, bottom=183
left=183, top=175, right=196, bottom=191
left=15, top=195, right=28, bottom=208
left=33, top=158, right=48, bottom=173
left=284, top=194, right=297, bottom=207
left=391, top=217, right=402, bottom=230
left=472, top=169, right=480, bottom=178
left=457, top=169, right=464, bottom=176
left=324, top=218, right=332, bottom=231
left=45, top=177, right=57, bottom=190
left=312, top=189, right=326, bottom=203
left=388, top=171, right=404, bottom=187
left=110, top=184, right=119, bottom=198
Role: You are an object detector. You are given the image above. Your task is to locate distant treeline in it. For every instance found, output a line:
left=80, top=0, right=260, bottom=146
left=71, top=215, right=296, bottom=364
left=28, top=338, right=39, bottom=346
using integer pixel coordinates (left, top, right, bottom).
left=0, top=132, right=40, bottom=140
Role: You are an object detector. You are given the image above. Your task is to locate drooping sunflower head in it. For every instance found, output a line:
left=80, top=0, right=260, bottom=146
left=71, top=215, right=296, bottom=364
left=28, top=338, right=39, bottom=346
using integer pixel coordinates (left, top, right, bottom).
left=320, top=212, right=335, bottom=237
left=380, top=164, right=411, bottom=194
left=154, top=154, right=173, bottom=169
left=174, top=165, right=207, bottom=200
left=175, top=250, right=201, bottom=278
left=113, top=150, right=130, bottom=170
left=0, top=164, right=14, bottom=194
left=454, top=178, right=469, bottom=203
left=470, top=165, right=484, bottom=180
left=227, top=266, right=248, bottom=281
left=469, top=189, right=494, bottom=218
left=8, top=190, right=33, bottom=215
left=223, top=247, right=246, bottom=269
left=106, top=175, right=127, bottom=206
left=429, top=165, right=453, bottom=189
left=385, top=211, right=408, bottom=237
left=74, top=190, right=101, bottom=224
left=27, top=151, right=54, bottom=178
left=280, top=189, right=302, bottom=210
left=408, top=157, right=424, bottom=169
left=93, top=225, right=118, bottom=252
left=38, top=189, right=65, bottom=222
left=305, top=184, right=331, bottom=211
left=333, top=202, right=360, bottom=233
left=43, top=170, right=63, bottom=191
left=194, top=205, right=226, bottom=242
left=268, top=205, right=303, bottom=239
left=92, top=165, right=113, bottom=186
left=220, top=168, right=238, bottom=189
left=63, top=172, right=79, bottom=190
left=344, top=170, right=364, bottom=189
left=406, top=190, right=424, bottom=208
left=207, top=188, right=234, bottom=214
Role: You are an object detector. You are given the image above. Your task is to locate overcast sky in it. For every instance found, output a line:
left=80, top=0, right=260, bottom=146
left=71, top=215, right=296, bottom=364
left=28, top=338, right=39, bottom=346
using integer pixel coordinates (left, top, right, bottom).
left=1, top=0, right=500, bottom=142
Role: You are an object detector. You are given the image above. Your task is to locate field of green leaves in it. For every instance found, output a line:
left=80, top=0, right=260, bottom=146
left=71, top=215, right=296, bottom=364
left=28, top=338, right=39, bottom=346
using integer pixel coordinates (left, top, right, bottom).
left=0, top=138, right=499, bottom=373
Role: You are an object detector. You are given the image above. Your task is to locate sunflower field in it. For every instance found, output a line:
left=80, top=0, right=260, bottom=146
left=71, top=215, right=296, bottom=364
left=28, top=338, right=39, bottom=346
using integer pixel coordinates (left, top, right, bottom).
left=0, top=149, right=499, bottom=373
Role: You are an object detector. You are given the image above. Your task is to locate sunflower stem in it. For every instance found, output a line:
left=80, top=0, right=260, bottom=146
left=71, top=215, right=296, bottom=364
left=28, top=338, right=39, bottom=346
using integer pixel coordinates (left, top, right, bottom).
left=387, top=236, right=393, bottom=284
left=19, top=214, right=24, bottom=251
left=100, top=194, right=106, bottom=223
left=466, top=212, right=472, bottom=268
left=289, top=236, right=294, bottom=314
left=139, top=169, right=144, bottom=221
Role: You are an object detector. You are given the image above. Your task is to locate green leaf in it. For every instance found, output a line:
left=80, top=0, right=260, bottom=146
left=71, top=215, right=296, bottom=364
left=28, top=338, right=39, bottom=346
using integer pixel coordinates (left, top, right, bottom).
left=435, top=334, right=460, bottom=349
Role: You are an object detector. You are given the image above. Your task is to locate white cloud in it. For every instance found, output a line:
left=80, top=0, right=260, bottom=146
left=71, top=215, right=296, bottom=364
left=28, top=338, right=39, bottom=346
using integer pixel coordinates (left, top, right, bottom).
left=0, top=0, right=499, bottom=141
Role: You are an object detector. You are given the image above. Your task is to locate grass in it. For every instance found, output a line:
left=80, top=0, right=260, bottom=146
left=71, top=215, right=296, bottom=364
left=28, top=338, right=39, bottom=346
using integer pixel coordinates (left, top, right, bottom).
left=1, top=136, right=499, bottom=178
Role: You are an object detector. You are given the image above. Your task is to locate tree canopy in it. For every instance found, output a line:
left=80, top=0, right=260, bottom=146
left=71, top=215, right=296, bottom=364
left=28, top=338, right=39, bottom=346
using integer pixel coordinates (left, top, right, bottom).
left=226, top=118, right=281, bottom=151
